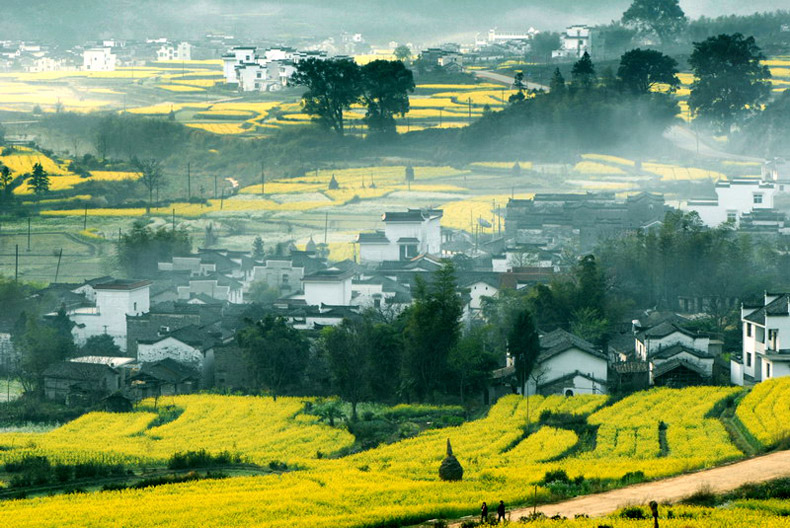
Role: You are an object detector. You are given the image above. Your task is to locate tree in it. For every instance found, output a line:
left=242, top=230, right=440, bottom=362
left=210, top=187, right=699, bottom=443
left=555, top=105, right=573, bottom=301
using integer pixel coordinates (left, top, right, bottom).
left=252, top=236, right=264, bottom=261
left=237, top=315, right=309, bottom=400
left=292, top=58, right=362, bottom=135
left=688, top=33, right=772, bottom=133
left=549, top=68, right=566, bottom=95
left=394, top=45, right=412, bottom=63
left=13, top=315, right=73, bottom=393
left=571, top=52, right=596, bottom=89
left=622, top=0, right=687, bottom=45
left=133, top=157, right=164, bottom=213
left=81, top=333, right=122, bottom=357
left=29, top=163, right=50, bottom=195
left=617, top=48, right=679, bottom=94
left=117, top=219, right=191, bottom=277
left=402, top=261, right=463, bottom=401
left=320, top=319, right=368, bottom=420
left=529, top=32, right=561, bottom=62
left=360, top=60, right=415, bottom=134
left=509, top=71, right=527, bottom=103
left=0, top=165, right=12, bottom=199
left=448, top=328, right=498, bottom=403
left=508, top=309, right=540, bottom=396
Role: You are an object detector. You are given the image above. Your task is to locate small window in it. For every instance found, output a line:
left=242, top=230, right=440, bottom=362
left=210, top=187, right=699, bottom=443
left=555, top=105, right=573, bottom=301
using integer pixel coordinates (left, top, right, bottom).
left=565, top=389, right=574, bottom=397
left=746, top=352, right=752, bottom=367
left=747, top=323, right=752, bottom=337
left=754, top=193, right=763, bottom=204
left=282, top=274, right=289, bottom=285
left=727, top=211, right=737, bottom=222
left=766, top=363, right=772, bottom=378
left=133, top=302, right=137, bottom=311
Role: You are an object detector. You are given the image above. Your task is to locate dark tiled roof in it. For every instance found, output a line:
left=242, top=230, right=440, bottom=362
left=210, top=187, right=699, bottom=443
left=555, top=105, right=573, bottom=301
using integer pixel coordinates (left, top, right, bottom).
left=539, top=329, right=606, bottom=361
left=650, top=343, right=714, bottom=360
left=133, top=358, right=199, bottom=384
left=397, top=237, right=420, bottom=244
left=43, top=361, right=116, bottom=380
left=94, top=279, right=152, bottom=291
left=303, top=269, right=354, bottom=281
left=358, top=231, right=389, bottom=243
left=744, top=294, right=790, bottom=325
left=653, top=358, right=709, bottom=379
left=641, top=322, right=699, bottom=340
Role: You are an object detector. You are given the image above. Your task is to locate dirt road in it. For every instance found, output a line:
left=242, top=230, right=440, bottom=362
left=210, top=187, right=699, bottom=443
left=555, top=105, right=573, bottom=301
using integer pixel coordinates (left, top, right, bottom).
left=497, top=451, right=790, bottom=519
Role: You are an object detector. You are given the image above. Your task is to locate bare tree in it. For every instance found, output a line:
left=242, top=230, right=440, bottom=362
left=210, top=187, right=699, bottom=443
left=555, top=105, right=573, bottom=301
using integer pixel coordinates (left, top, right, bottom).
left=134, top=158, right=164, bottom=213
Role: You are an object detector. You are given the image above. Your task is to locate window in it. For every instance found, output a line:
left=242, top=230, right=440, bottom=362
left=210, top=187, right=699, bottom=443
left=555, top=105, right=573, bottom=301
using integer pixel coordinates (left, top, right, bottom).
left=727, top=211, right=737, bottom=223
left=766, top=362, right=772, bottom=378
left=282, top=274, right=289, bottom=285
left=754, top=193, right=763, bottom=204
left=133, top=302, right=137, bottom=311
left=747, top=323, right=752, bottom=337
left=746, top=352, right=752, bottom=367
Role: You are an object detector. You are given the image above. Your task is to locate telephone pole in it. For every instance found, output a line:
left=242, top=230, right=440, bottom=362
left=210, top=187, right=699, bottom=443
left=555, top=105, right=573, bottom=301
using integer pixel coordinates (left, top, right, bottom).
left=187, top=162, right=191, bottom=200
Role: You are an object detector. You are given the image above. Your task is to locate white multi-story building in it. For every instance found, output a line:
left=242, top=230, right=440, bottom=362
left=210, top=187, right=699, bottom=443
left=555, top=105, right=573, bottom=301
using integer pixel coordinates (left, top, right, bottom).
left=156, top=42, right=192, bottom=61
left=358, top=209, right=443, bottom=264
left=552, top=25, right=592, bottom=59
left=222, top=46, right=256, bottom=83
left=83, top=47, right=116, bottom=71
left=687, top=179, right=777, bottom=227
left=733, top=293, right=790, bottom=385
left=68, top=279, right=151, bottom=352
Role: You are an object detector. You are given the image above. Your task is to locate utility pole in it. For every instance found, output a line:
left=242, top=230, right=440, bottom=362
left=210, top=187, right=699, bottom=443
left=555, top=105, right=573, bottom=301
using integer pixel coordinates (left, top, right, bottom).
left=26, top=217, right=30, bottom=252
left=172, top=209, right=176, bottom=232
left=220, top=189, right=225, bottom=210
left=323, top=212, right=328, bottom=244
left=187, top=162, right=191, bottom=200
left=261, top=160, right=266, bottom=196
left=14, top=244, right=18, bottom=282
left=55, top=248, right=63, bottom=282
left=214, top=173, right=218, bottom=199
left=83, top=206, right=88, bottom=230
left=468, top=98, right=472, bottom=123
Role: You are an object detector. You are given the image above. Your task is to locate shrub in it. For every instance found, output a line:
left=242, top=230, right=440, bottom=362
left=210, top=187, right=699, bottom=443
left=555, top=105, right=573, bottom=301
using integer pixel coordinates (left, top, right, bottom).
left=167, top=449, right=242, bottom=470
left=619, top=506, right=647, bottom=520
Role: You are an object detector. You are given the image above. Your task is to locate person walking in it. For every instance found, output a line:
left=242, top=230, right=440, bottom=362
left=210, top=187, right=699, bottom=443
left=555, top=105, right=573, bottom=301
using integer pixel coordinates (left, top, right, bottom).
left=497, top=500, right=505, bottom=523
left=481, top=502, right=488, bottom=523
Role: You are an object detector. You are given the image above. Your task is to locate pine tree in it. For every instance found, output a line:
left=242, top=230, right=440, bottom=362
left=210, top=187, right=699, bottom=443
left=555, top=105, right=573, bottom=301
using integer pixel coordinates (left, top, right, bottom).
left=252, top=236, right=265, bottom=261
left=508, top=309, right=540, bottom=396
left=29, top=163, right=50, bottom=194
left=549, top=68, right=566, bottom=95
left=571, top=52, right=596, bottom=89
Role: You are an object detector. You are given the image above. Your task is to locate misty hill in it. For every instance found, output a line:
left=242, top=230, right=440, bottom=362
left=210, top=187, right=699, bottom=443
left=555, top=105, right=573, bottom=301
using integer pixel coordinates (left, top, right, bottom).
left=1, top=0, right=785, bottom=47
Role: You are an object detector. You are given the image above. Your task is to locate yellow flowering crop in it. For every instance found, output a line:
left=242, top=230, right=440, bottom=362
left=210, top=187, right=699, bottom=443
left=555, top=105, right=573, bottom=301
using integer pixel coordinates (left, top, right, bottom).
left=573, top=161, right=626, bottom=175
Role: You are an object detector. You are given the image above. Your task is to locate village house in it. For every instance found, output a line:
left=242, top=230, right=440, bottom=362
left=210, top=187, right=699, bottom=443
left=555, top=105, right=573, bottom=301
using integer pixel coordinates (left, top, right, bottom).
left=156, top=41, right=192, bottom=61
left=526, top=329, right=608, bottom=396
left=42, top=356, right=133, bottom=404
left=552, top=25, right=592, bottom=59
left=68, top=279, right=151, bottom=352
left=732, top=292, right=790, bottom=386
left=136, top=325, right=223, bottom=387
left=82, top=47, right=116, bottom=71
left=358, top=209, right=443, bottom=264
left=128, top=358, right=200, bottom=399
left=686, top=178, right=777, bottom=227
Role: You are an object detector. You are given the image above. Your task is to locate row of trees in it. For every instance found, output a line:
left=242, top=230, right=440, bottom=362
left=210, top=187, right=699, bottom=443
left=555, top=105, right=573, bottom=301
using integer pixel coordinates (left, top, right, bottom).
left=292, top=58, right=415, bottom=136
left=238, top=261, right=543, bottom=407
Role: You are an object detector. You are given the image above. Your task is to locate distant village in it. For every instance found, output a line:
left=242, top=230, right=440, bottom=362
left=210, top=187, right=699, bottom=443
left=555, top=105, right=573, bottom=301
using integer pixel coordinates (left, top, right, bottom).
left=0, top=23, right=596, bottom=92
left=0, top=153, right=787, bottom=406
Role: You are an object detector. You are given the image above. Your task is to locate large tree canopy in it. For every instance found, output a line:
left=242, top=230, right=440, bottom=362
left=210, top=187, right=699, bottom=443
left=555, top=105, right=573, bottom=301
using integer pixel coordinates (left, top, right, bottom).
left=360, top=59, right=415, bottom=134
left=617, top=48, right=679, bottom=94
left=622, top=0, right=687, bottom=45
left=292, top=58, right=363, bottom=135
left=688, top=33, right=772, bottom=133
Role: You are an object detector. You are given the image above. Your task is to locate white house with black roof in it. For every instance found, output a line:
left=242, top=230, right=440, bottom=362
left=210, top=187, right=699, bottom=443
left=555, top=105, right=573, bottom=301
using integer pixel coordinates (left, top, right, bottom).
left=733, top=292, right=790, bottom=385
left=634, top=321, right=710, bottom=362
left=357, top=209, right=442, bottom=264
left=301, top=269, right=354, bottom=307
left=649, top=343, right=715, bottom=386
left=526, top=328, right=608, bottom=396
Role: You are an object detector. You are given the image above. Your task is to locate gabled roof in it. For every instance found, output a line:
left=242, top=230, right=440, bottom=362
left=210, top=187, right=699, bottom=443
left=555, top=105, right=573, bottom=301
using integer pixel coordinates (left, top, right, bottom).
left=539, top=328, right=606, bottom=361
left=43, top=361, right=117, bottom=380
left=652, top=358, right=710, bottom=379
left=640, top=322, right=700, bottom=340
left=302, top=269, right=354, bottom=282
left=358, top=231, right=389, bottom=243
left=94, top=279, right=152, bottom=291
left=744, top=294, right=790, bottom=325
left=132, top=358, right=199, bottom=384
left=650, top=343, right=714, bottom=361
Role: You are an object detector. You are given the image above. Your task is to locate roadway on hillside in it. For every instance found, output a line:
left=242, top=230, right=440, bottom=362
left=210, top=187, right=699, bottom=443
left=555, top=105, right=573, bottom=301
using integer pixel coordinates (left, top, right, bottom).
left=663, top=125, right=763, bottom=162
left=472, top=70, right=549, bottom=92
left=448, top=450, right=790, bottom=524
